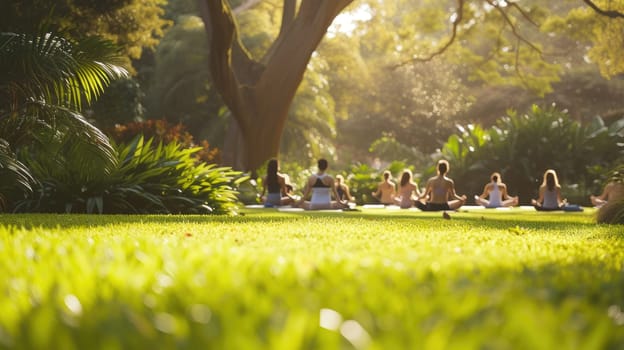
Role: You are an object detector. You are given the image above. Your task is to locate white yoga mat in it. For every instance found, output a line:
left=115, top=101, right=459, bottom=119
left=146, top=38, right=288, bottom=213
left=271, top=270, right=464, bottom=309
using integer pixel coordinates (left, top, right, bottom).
left=362, top=204, right=385, bottom=209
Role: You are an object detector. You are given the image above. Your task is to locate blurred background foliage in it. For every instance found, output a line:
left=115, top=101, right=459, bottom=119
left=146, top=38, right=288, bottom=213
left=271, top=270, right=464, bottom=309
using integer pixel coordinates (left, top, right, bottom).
left=1, top=0, right=624, bottom=212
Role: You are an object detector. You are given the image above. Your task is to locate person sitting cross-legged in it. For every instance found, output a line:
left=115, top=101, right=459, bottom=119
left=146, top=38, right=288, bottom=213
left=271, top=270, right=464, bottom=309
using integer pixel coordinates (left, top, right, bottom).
left=532, top=169, right=566, bottom=211
left=394, top=169, right=422, bottom=209
left=590, top=178, right=624, bottom=208
left=415, top=160, right=466, bottom=211
left=335, top=174, right=354, bottom=203
left=372, top=170, right=396, bottom=205
left=261, top=158, right=297, bottom=207
left=296, top=159, right=349, bottom=210
left=474, top=172, right=519, bottom=208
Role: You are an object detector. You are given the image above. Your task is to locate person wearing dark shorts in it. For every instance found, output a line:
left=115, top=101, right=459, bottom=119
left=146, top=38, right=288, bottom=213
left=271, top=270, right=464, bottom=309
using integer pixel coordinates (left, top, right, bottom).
left=415, top=160, right=466, bottom=211
left=417, top=202, right=451, bottom=211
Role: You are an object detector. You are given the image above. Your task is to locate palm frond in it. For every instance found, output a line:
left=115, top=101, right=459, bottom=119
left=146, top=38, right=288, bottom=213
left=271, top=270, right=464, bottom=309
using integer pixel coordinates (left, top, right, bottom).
left=0, top=138, right=35, bottom=211
left=0, top=31, right=128, bottom=114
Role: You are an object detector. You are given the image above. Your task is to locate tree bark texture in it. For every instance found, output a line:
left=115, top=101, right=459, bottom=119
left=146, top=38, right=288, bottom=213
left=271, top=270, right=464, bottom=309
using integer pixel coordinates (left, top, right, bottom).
left=199, top=0, right=353, bottom=171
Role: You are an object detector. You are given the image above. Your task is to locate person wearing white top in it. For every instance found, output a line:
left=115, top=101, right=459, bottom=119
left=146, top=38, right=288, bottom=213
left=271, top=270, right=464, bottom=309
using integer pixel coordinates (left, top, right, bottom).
left=474, top=172, right=519, bottom=208
left=297, top=159, right=348, bottom=210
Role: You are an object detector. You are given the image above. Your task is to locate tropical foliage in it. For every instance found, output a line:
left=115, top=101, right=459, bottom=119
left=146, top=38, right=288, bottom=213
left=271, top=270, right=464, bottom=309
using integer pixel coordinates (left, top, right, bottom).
left=0, top=0, right=171, bottom=70
left=14, top=136, right=243, bottom=215
left=107, top=119, right=220, bottom=164
left=437, top=105, right=624, bottom=204
left=0, top=140, right=34, bottom=211
left=0, top=31, right=128, bottom=210
left=90, top=77, right=145, bottom=128
left=106, top=136, right=242, bottom=214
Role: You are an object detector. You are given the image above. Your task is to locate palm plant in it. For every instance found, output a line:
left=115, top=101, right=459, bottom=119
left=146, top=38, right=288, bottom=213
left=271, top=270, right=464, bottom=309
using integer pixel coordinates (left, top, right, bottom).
left=0, top=139, right=34, bottom=211
left=0, top=31, right=127, bottom=211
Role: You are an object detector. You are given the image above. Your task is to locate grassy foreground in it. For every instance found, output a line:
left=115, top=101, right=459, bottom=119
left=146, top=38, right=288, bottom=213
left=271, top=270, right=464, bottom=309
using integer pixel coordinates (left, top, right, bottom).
left=0, top=209, right=623, bottom=349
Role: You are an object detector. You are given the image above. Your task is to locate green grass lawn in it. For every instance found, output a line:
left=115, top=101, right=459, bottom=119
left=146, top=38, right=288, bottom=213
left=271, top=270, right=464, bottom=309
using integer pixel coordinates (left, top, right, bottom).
left=0, top=208, right=623, bottom=349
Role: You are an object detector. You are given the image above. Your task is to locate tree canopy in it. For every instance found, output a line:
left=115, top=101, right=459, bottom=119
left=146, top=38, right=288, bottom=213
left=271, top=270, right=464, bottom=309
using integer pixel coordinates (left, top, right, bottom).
left=0, top=0, right=170, bottom=71
left=201, top=0, right=624, bottom=171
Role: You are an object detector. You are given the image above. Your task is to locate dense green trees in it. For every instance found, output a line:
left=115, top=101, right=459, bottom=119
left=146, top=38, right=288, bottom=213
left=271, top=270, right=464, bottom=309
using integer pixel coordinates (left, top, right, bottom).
left=202, top=0, right=624, bottom=172
left=0, top=0, right=170, bottom=71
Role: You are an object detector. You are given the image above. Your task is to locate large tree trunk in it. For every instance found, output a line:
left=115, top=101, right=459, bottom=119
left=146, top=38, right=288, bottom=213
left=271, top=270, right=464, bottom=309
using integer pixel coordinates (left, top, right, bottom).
left=198, top=0, right=353, bottom=171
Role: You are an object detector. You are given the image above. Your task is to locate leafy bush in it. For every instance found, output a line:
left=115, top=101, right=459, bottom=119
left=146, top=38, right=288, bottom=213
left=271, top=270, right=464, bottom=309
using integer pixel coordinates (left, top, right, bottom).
left=438, top=105, right=624, bottom=204
left=368, top=134, right=428, bottom=169
left=90, top=77, right=145, bottom=128
left=340, top=161, right=411, bottom=205
left=104, top=137, right=243, bottom=214
left=0, top=31, right=126, bottom=212
left=108, top=119, right=220, bottom=164
left=0, top=139, right=34, bottom=211
left=14, top=136, right=244, bottom=214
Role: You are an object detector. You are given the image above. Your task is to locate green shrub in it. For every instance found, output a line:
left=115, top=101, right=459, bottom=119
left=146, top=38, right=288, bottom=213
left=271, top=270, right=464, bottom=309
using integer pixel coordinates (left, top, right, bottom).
left=438, top=105, right=624, bottom=204
left=341, top=161, right=410, bottom=205
left=108, top=119, right=221, bottom=164
left=368, top=134, right=428, bottom=169
left=0, top=139, right=35, bottom=211
left=14, top=136, right=244, bottom=214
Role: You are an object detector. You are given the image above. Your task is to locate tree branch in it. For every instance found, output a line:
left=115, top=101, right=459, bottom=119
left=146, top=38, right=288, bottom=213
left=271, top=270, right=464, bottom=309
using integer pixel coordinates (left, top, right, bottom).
left=582, top=0, right=624, bottom=18
left=198, top=0, right=252, bottom=135
left=199, top=0, right=263, bottom=86
left=508, top=3, right=539, bottom=27
left=514, top=38, right=532, bottom=92
left=486, top=0, right=542, bottom=54
left=393, top=0, right=465, bottom=68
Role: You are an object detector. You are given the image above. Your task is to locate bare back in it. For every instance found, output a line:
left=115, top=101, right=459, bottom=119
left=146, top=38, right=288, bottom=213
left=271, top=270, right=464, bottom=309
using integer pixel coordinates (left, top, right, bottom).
left=425, top=176, right=454, bottom=203
left=375, top=181, right=396, bottom=204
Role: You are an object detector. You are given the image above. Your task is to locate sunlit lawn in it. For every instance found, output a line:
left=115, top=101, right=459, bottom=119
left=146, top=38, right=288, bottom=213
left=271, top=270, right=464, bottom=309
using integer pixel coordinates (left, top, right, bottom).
left=0, top=208, right=623, bottom=349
